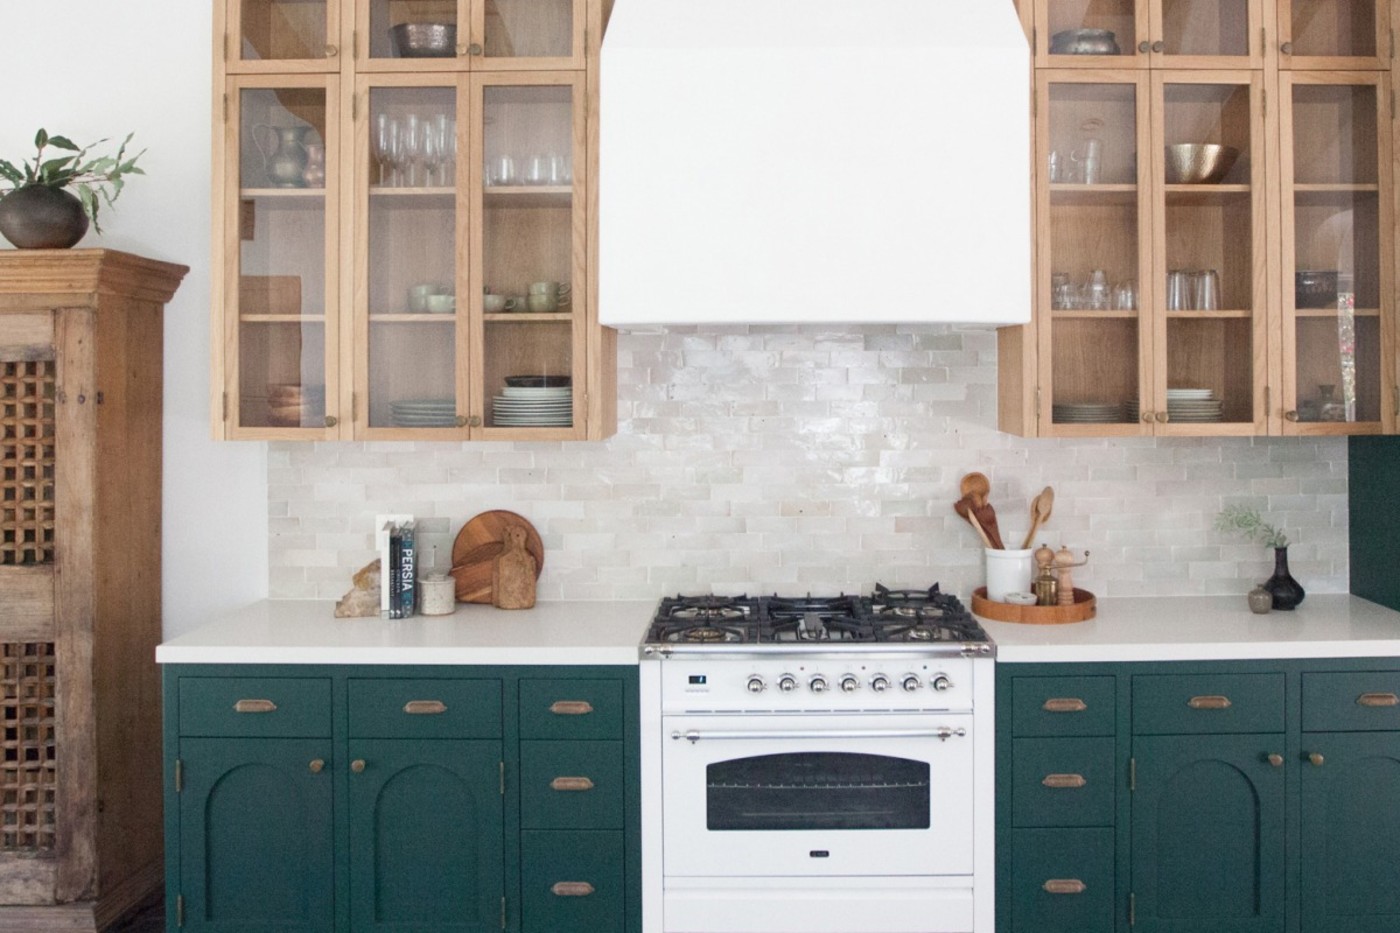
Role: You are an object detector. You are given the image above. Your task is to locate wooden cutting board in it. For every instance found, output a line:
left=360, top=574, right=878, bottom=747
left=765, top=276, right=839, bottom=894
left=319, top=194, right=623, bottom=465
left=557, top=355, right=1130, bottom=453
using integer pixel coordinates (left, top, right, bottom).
left=449, top=511, right=544, bottom=604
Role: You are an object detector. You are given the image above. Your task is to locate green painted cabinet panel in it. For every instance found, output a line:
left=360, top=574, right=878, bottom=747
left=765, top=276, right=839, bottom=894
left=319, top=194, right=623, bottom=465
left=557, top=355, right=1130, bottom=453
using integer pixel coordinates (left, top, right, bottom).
left=179, top=677, right=332, bottom=738
left=519, top=678, right=625, bottom=740
left=1301, top=671, right=1400, bottom=732
left=520, top=740, right=624, bottom=830
left=348, top=678, right=502, bottom=739
left=1130, top=733, right=1285, bottom=933
left=347, top=739, right=504, bottom=932
left=1132, top=673, right=1285, bottom=735
left=178, top=737, right=335, bottom=932
left=1010, top=828, right=1115, bottom=933
left=1010, top=737, right=1115, bottom=827
left=1299, top=732, right=1400, bottom=933
left=519, top=830, right=626, bottom=932
left=1011, top=676, right=1116, bottom=737
left=1348, top=436, right=1400, bottom=612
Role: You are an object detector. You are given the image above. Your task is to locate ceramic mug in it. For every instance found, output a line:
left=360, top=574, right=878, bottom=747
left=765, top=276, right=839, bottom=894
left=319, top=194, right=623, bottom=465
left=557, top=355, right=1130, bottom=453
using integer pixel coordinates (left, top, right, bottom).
left=528, top=281, right=571, bottom=308
left=408, top=282, right=441, bottom=312
left=526, top=292, right=557, bottom=312
left=483, top=293, right=519, bottom=313
left=425, top=293, right=455, bottom=313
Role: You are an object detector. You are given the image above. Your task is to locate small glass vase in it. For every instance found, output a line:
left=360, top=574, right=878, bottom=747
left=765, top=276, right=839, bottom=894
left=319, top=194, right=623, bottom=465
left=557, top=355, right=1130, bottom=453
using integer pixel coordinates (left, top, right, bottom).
left=1263, top=546, right=1305, bottom=611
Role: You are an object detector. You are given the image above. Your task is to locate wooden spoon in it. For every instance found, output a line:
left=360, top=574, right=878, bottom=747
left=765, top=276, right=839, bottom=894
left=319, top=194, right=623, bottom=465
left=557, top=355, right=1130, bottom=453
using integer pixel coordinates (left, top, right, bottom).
left=1020, top=486, right=1055, bottom=550
left=953, top=496, right=994, bottom=549
left=972, top=500, right=1005, bottom=550
left=959, top=472, right=992, bottom=508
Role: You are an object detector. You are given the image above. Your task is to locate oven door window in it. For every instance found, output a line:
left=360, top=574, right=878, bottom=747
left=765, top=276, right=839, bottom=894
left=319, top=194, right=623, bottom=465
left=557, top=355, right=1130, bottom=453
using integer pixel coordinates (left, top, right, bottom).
left=706, top=752, right=930, bottom=831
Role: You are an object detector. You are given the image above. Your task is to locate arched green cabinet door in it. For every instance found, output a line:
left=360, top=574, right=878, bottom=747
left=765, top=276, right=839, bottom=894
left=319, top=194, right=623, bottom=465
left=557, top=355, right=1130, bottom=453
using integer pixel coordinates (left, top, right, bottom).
left=1300, top=733, right=1400, bottom=933
left=1130, top=734, right=1284, bottom=933
left=178, top=738, right=335, bottom=932
left=347, top=739, right=504, bottom=932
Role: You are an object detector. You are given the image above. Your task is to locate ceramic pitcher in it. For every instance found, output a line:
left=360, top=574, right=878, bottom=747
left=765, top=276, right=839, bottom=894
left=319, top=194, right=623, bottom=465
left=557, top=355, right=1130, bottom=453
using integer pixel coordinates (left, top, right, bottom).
left=252, top=124, right=311, bottom=188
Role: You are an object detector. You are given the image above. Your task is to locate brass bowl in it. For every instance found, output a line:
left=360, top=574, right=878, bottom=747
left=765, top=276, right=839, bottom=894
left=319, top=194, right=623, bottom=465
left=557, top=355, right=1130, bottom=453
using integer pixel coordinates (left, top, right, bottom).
left=1163, top=144, right=1240, bottom=184
left=390, top=22, right=457, bottom=58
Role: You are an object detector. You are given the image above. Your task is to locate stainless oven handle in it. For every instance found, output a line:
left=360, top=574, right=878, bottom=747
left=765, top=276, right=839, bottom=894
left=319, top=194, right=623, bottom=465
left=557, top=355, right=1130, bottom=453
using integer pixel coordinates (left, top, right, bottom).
left=671, top=727, right=967, bottom=744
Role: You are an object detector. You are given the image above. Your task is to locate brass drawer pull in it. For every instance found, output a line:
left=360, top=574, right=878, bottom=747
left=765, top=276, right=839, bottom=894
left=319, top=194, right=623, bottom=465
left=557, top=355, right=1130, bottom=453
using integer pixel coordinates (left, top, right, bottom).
left=351, top=759, right=366, bottom=773
left=551, top=776, right=596, bottom=792
left=551, top=882, right=595, bottom=897
left=233, top=699, right=278, bottom=714
left=1267, top=753, right=1283, bottom=767
left=403, top=700, right=448, bottom=715
left=549, top=700, right=594, bottom=716
left=1308, top=752, right=1325, bottom=766
left=1187, top=695, right=1231, bottom=710
left=1043, top=879, right=1086, bottom=895
left=1357, top=692, right=1399, bottom=707
left=1042, top=698, right=1087, bottom=713
left=1041, top=773, right=1087, bottom=789
left=309, top=758, right=325, bottom=773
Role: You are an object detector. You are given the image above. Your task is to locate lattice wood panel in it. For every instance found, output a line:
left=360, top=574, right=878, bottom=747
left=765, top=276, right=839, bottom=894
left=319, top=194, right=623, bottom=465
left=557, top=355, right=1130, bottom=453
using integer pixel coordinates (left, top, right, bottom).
left=0, top=642, right=56, bottom=852
left=0, top=360, right=55, bottom=566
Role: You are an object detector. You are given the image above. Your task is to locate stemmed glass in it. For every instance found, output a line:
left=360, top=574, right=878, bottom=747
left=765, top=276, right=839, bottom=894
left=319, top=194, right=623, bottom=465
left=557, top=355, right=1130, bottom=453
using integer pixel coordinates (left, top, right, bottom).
left=433, top=114, right=455, bottom=186
left=400, top=113, right=423, bottom=188
left=421, top=122, right=444, bottom=188
left=372, top=113, right=398, bottom=187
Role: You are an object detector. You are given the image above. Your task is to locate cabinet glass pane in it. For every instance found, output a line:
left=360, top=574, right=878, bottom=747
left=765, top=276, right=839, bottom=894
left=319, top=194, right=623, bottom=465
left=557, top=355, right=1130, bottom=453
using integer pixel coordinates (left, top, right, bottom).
left=1046, top=0, right=1137, bottom=60
left=1290, top=84, right=1382, bottom=424
left=1288, top=0, right=1378, bottom=58
left=238, top=88, right=328, bottom=429
left=368, top=0, right=458, bottom=61
left=1160, top=0, right=1250, bottom=57
left=483, top=84, right=575, bottom=429
left=367, top=86, right=459, bottom=430
left=1162, top=82, right=1255, bottom=423
left=483, top=0, right=574, bottom=59
left=1047, top=83, right=1140, bottom=425
left=239, top=0, right=329, bottom=61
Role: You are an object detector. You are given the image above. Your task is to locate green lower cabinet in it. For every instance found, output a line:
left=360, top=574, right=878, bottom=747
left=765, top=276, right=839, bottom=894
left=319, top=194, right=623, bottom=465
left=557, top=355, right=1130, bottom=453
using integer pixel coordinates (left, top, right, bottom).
left=1299, top=732, right=1400, bottom=933
left=1011, top=737, right=1116, bottom=827
left=1010, top=828, right=1115, bottom=933
left=347, top=739, right=504, bottom=932
left=177, top=737, right=335, bottom=932
left=519, top=830, right=625, bottom=932
left=520, top=740, right=624, bottom=830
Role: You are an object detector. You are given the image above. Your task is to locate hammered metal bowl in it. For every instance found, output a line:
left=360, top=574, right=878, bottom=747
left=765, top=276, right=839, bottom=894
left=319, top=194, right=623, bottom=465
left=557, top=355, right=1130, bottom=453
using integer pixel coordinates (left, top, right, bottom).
left=1163, top=144, right=1240, bottom=184
left=390, top=22, right=457, bottom=58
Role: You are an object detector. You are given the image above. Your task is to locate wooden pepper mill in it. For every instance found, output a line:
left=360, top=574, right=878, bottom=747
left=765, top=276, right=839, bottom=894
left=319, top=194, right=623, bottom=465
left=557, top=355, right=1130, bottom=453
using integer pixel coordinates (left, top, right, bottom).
left=492, top=525, right=537, bottom=609
left=1052, top=545, right=1090, bottom=607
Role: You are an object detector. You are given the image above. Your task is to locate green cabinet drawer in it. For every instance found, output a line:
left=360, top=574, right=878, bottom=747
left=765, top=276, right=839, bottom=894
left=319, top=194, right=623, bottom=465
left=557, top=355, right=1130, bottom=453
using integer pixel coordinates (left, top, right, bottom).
left=520, top=740, right=624, bottom=829
left=1012, top=676, right=1116, bottom=737
left=1012, top=737, right=1116, bottom=827
left=1302, top=671, right=1400, bottom=732
left=1133, top=673, right=1284, bottom=735
left=520, top=679, right=624, bottom=740
left=520, top=830, right=626, bottom=933
left=1010, top=828, right=1115, bottom=933
left=348, top=678, right=502, bottom=738
left=178, top=677, right=332, bottom=738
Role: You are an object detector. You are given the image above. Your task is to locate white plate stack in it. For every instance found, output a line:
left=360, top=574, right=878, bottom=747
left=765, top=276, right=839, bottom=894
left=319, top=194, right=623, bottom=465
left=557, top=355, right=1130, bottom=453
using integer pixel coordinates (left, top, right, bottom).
left=492, top=385, right=573, bottom=427
left=1052, top=401, right=1124, bottom=424
left=389, top=398, right=457, bottom=427
left=1165, top=388, right=1223, bottom=423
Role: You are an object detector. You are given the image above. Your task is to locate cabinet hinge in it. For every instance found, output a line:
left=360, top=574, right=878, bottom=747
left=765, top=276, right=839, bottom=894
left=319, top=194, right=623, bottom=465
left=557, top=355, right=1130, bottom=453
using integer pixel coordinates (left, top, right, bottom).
left=499, top=761, right=505, bottom=796
left=500, top=895, right=507, bottom=930
left=1391, top=28, right=1395, bottom=59
left=221, top=391, right=229, bottom=423
left=177, top=894, right=185, bottom=927
left=1391, top=89, right=1396, bottom=118
left=353, top=29, right=358, bottom=58
left=1035, top=386, right=1042, bottom=424
left=352, top=92, right=358, bottom=122
left=1259, top=26, right=1266, bottom=58
left=1265, top=384, right=1271, bottom=419
left=1129, top=757, right=1136, bottom=792
left=352, top=392, right=358, bottom=422
left=222, top=93, right=229, bottom=124
left=1392, top=384, right=1399, bottom=417
left=1261, top=88, right=1266, bottom=119
left=1129, top=892, right=1136, bottom=926
left=223, top=31, right=229, bottom=62
left=175, top=758, right=183, bottom=793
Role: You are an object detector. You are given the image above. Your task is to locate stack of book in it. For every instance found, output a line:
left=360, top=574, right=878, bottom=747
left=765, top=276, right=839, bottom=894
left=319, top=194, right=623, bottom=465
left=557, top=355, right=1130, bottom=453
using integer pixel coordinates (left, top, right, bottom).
left=379, top=518, right=417, bottom=618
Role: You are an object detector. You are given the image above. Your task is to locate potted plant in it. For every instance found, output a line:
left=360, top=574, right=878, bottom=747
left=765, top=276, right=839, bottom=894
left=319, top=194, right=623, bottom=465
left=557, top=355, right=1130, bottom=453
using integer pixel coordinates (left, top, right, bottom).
left=1215, top=504, right=1305, bottom=610
left=0, top=129, right=144, bottom=249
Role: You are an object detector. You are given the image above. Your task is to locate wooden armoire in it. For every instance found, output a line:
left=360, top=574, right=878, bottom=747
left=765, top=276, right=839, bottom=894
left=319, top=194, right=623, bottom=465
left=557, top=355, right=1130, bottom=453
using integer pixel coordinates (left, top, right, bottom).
left=0, top=249, right=187, bottom=930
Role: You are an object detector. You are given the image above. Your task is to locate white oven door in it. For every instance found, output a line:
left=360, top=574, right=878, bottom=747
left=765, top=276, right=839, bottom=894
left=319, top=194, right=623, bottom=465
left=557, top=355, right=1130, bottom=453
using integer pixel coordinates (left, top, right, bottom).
left=662, top=712, right=974, bottom=878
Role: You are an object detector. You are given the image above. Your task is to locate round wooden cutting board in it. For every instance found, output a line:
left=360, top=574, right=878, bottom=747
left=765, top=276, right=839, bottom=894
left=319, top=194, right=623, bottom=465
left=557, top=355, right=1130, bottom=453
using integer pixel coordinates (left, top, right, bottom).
left=449, top=511, right=545, bottom=603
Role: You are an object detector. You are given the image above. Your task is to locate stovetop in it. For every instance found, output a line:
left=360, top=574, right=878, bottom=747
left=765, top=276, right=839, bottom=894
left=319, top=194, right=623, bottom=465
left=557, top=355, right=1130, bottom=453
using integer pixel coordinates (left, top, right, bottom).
left=641, top=584, right=992, bottom=651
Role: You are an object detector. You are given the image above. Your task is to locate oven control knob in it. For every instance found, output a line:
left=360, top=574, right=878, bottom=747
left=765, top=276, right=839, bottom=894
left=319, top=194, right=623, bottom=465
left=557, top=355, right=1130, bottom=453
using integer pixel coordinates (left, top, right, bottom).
left=746, top=675, right=766, bottom=694
left=870, top=674, right=891, bottom=693
left=778, top=674, right=798, bottom=693
left=839, top=674, right=861, bottom=693
left=900, top=674, right=922, bottom=692
left=931, top=673, right=953, bottom=692
left=809, top=675, right=829, bottom=693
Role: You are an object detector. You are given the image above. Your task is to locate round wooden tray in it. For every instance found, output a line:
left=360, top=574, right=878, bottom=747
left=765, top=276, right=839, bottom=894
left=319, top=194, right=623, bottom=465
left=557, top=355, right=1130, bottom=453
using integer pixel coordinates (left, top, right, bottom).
left=971, top=586, right=1096, bottom=624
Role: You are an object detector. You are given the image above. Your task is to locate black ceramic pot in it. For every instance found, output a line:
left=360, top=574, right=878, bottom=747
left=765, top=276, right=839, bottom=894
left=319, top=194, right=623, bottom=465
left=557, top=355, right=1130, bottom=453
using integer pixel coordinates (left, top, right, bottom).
left=1263, top=546, right=1306, bottom=610
left=0, top=185, right=90, bottom=249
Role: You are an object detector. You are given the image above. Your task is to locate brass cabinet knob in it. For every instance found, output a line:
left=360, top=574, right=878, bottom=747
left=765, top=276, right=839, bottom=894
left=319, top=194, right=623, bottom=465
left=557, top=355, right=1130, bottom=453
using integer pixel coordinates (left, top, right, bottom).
left=309, top=758, right=326, bottom=773
left=351, top=759, right=367, bottom=773
left=1284, top=410, right=1300, bottom=422
left=1141, top=411, right=1154, bottom=423
left=1308, top=752, right=1324, bottom=766
left=1151, top=40, right=1165, bottom=53
left=1138, top=41, right=1151, bottom=53
left=1280, top=40, right=1293, bottom=54
left=468, top=414, right=483, bottom=427
left=1154, top=411, right=1169, bottom=423
left=324, top=415, right=338, bottom=427
left=324, top=44, right=339, bottom=58
left=468, top=42, right=484, bottom=56
left=1267, top=753, right=1283, bottom=767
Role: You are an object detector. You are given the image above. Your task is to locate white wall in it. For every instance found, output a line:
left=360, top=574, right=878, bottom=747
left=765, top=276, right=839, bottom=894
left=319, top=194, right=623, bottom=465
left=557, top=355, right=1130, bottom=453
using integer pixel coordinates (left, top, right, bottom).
left=1, top=0, right=268, bottom=634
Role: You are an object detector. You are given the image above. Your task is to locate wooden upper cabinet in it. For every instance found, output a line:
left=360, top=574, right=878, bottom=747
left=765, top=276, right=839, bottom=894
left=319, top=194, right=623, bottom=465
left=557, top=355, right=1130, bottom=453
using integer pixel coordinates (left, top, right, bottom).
left=1036, top=0, right=1266, bottom=69
left=1276, top=0, right=1392, bottom=69
left=354, top=0, right=586, bottom=71
left=226, top=0, right=344, bottom=72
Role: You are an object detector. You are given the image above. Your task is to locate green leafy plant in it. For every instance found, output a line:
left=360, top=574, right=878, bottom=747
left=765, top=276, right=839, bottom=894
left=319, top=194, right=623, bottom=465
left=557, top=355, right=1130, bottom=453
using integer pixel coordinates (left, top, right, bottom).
left=0, top=129, right=145, bottom=232
left=1215, top=504, right=1289, bottom=549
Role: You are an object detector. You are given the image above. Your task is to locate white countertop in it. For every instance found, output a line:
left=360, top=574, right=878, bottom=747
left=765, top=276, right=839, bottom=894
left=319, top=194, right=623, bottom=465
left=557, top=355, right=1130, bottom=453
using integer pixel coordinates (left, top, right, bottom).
left=982, top=594, right=1400, bottom=663
left=156, top=599, right=655, bottom=666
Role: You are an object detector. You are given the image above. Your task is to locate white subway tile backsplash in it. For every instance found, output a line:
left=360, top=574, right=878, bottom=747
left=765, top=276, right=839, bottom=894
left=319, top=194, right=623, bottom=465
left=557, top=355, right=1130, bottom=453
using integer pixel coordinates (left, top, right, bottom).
left=270, top=324, right=1349, bottom=602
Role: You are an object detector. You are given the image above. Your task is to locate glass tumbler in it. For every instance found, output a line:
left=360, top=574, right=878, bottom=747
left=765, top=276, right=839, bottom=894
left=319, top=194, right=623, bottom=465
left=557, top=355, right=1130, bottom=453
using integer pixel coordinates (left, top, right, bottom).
left=1166, top=270, right=1190, bottom=311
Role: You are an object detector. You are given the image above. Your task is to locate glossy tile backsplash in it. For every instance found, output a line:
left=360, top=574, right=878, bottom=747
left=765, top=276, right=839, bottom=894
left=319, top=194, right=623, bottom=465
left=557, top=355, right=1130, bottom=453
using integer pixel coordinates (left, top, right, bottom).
left=269, top=325, right=1348, bottom=601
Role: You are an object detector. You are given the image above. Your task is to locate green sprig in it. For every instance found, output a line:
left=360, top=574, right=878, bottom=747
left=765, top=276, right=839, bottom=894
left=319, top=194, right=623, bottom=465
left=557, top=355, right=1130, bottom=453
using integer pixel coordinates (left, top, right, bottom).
left=1215, top=504, right=1289, bottom=549
left=0, top=129, right=145, bottom=233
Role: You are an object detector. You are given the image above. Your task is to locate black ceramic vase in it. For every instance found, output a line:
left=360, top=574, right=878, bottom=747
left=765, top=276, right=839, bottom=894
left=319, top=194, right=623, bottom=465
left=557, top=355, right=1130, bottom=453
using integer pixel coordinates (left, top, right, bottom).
left=1264, top=546, right=1305, bottom=610
left=0, top=185, right=89, bottom=249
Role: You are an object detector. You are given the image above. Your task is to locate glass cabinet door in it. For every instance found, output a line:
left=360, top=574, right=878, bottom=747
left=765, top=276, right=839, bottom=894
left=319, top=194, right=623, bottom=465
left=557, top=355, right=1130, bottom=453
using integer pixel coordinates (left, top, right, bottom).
left=475, top=0, right=584, bottom=68
left=1148, top=0, right=1262, bottom=67
left=361, top=0, right=467, bottom=67
left=228, top=0, right=341, bottom=69
left=227, top=78, right=339, bottom=437
left=1277, top=0, right=1390, bottom=69
left=1279, top=73, right=1393, bottom=434
left=474, top=74, right=585, bottom=436
left=1038, top=0, right=1146, bottom=67
left=1152, top=74, right=1267, bottom=434
left=1039, top=74, right=1153, bottom=435
left=359, top=79, right=468, bottom=436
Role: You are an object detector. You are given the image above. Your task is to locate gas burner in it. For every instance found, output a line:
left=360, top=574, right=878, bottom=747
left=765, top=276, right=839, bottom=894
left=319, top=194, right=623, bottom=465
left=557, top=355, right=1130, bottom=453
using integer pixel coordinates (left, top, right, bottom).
left=684, top=625, right=742, bottom=643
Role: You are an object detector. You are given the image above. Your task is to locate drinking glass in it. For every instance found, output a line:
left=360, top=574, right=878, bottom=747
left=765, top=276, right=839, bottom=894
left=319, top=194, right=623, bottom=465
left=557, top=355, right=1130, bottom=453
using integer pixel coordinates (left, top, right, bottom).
left=1112, top=280, right=1137, bottom=310
left=1087, top=269, right=1109, bottom=310
left=400, top=113, right=423, bottom=187
left=373, top=113, right=398, bottom=186
left=1194, top=269, right=1220, bottom=311
left=524, top=154, right=549, bottom=185
left=488, top=154, right=517, bottom=186
left=1050, top=272, right=1072, bottom=310
left=1166, top=270, right=1190, bottom=311
left=433, top=114, right=455, bottom=184
left=421, top=122, right=443, bottom=187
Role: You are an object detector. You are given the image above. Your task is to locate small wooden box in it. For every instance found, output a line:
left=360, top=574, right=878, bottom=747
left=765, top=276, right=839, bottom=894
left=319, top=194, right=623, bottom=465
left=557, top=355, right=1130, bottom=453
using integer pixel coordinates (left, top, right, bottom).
left=238, top=275, right=302, bottom=315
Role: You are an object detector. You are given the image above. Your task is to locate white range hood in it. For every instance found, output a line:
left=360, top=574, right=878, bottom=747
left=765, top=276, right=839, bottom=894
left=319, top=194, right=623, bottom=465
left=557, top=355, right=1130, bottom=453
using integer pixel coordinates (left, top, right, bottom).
left=598, top=0, right=1032, bottom=327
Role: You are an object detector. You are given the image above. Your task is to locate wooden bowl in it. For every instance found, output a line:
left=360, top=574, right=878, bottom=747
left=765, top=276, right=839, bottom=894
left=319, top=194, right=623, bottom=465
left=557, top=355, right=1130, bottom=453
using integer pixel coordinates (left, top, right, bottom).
left=971, top=586, right=1095, bottom=624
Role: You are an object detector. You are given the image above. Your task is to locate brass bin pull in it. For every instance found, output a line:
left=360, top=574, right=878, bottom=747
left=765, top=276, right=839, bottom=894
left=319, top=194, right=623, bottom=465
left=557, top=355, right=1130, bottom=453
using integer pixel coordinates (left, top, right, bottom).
left=1357, top=692, right=1400, bottom=708
left=309, top=759, right=325, bottom=774
left=551, top=776, right=596, bottom=792
left=233, top=699, right=278, bottom=714
left=1041, top=773, right=1087, bottom=789
left=1187, top=695, right=1232, bottom=710
left=1042, top=698, right=1087, bottom=713
left=551, top=882, right=595, bottom=898
left=403, top=700, right=448, bottom=715
left=549, top=700, right=594, bottom=716
left=1043, top=879, right=1086, bottom=895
